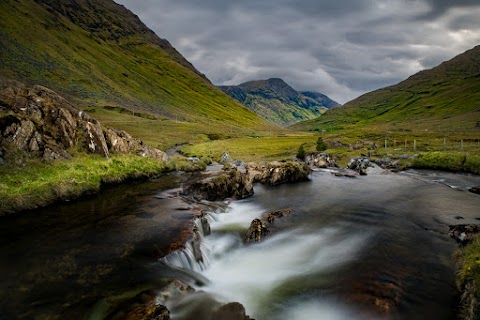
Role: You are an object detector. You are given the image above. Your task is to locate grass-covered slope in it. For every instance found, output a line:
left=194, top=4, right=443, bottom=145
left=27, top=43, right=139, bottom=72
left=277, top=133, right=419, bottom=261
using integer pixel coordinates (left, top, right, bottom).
left=0, top=0, right=274, bottom=148
left=293, top=45, right=480, bottom=135
left=219, top=78, right=337, bottom=126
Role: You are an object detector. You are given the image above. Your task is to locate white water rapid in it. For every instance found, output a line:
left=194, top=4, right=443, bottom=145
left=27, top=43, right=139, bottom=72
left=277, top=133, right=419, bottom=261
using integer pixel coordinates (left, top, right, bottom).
left=162, top=200, right=372, bottom=319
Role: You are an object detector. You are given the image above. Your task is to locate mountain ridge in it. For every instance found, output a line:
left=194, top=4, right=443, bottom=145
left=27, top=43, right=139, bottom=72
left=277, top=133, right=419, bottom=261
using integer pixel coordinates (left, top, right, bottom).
left=0, top=0, right=274, bottom=149
left=292, top=45, right=480, bottom=134
left=219, top=78, right=339, bottom=126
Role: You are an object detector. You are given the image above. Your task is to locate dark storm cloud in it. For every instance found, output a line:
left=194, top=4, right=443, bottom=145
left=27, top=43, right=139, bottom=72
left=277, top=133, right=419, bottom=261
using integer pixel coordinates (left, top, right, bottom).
left=114, top=0, right=480, bottom=103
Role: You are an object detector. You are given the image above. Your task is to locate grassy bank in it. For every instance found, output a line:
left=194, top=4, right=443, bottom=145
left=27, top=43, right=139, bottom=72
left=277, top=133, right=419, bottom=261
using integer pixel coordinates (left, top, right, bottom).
left=454, top=235, right=480, bottom=320
left=0, top=154, right=205, bottom=216
left=412, top=152, right=480, bottom=175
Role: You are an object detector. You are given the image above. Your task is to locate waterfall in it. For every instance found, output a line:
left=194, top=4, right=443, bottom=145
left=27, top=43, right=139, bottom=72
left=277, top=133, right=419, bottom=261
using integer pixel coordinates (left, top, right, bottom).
left=161, top=213, right=216, bottom=273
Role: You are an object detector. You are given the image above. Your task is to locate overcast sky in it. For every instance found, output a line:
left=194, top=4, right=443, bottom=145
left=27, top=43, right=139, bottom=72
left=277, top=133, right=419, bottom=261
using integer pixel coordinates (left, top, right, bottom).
left=114, top=0, right=480, bottom=104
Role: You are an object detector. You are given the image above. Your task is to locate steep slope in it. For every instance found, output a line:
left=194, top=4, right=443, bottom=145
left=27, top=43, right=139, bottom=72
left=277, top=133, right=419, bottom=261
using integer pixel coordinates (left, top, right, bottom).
left=219, top=78, right=338, bottom=126
left=293, top=45, right=480, bottom=135
left=0, top=0, right=273, bottom=148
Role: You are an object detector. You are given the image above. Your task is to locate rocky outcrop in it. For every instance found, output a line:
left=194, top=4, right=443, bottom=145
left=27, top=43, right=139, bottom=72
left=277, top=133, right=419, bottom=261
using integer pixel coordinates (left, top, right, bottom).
left=347, top=157, right=371, bottom=175
left=181, top=169, right=254, bottom=201
left=246, top=161, right=311, bottom=185
left=0, top=78, right=168, bottom=163
left=449, top=224, right=480, bottom=245
left=305, top=153, right=338, bottom=168
left=182, top=162, right=310, bottom=202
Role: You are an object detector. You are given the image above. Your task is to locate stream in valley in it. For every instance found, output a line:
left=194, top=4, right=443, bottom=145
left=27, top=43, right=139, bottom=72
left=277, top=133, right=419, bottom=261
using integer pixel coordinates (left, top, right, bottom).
left=1, top=168, right=480, bottom=319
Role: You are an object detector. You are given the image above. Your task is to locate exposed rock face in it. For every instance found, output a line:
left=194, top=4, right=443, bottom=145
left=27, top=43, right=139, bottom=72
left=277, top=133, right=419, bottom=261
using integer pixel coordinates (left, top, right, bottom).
left=0, top=78, right=168, bottom=163
left=305, top=153, right=338, bottom=168
left=246, top=161, right=311, bottom=185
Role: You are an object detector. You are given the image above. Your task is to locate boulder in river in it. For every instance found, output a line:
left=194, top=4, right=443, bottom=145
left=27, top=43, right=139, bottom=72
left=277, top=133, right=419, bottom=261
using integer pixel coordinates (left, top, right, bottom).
left=244, top=208, right=292, bottom=243
left=182, top=170, right=254, bottom=201
left=244, top=218, right=270, bottom=243
left=246, top=161, right=311, bottom=186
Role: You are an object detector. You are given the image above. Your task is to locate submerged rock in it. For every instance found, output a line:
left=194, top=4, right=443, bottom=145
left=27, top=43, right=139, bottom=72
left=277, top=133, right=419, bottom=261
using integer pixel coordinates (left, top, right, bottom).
left=212, top=302, right=254, bottom=320
left=469, top=186, right=480, bottom=195
left=265, top=209, right=291, bottom=223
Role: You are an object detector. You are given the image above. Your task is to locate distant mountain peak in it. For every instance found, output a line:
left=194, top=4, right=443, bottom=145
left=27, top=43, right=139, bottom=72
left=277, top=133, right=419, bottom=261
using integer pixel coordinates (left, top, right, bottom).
left=218, top=78, right=339, bottom=126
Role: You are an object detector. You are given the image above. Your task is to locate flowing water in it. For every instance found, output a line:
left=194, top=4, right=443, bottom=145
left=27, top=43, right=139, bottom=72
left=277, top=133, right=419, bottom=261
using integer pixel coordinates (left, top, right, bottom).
left=163, top=169, right=480, bottom=320
left=1, top=169, right=480, bottom=319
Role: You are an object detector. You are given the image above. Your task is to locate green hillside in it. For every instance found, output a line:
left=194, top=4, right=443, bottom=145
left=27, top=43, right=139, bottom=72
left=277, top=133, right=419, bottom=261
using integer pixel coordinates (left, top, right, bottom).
left=0, top=0, right=275, bottom=149
left=293, top=45, right=480, bottom=138
left=219, top=78, right=338, bottom=126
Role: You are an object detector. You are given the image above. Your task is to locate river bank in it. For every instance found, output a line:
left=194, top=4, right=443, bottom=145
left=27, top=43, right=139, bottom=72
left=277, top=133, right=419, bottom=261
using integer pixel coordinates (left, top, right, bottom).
left=0, top=154, right=207, bottom=216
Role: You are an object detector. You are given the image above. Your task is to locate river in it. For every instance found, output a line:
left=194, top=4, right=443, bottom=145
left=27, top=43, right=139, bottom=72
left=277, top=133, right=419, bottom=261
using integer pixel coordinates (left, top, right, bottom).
left=1, top=169, right=480, bottom=319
